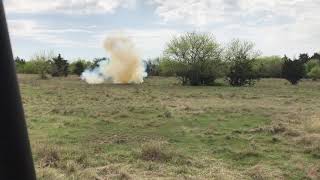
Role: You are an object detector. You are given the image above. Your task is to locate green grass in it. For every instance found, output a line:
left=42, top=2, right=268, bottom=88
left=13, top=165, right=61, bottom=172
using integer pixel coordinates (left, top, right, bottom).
left=19, top=74, right=320, bottom=179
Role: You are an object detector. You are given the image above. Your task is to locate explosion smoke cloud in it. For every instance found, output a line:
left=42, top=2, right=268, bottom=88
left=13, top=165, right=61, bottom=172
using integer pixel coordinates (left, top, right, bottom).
left=81, top=35, right=147, bottom=84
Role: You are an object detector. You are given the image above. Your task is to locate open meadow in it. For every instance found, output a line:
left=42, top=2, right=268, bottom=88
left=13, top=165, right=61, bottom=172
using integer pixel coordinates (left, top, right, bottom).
left=18, top=74, right=320, bottom=180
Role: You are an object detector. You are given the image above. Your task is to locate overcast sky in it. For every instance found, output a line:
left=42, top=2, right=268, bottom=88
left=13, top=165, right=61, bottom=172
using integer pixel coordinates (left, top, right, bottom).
left=3, top=0, right=320, bottom=61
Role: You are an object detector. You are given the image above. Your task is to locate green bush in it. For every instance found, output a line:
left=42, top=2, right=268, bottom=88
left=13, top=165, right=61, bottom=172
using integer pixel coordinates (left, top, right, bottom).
left=70, top=59, right=91, bottom=76
left=51, top=54, right=69, bottom=77
left=225, top=39, right=260, bottom=86
left=253, top=56, right=283, bottom=78
left=15, top=57, right=26, bottom=73
left=164, top=32, right=224, bottom=86
left=298, top=53, right=310, bottom=63
left=311, top=52, right=320, bottom=60
left=281, top=56, right=306, bottom=85
left=22, top=61, right=39, bottom=74
left=307, top=66, right=320, bottom=80
left=145, top=58, right=161, bottom=76
left=28, top=51, right=53, bottom=79
left=158, top=58, right=176, bottom=77
left=306, top=59, right=320, bottom=73
left=305, top=59, right=320, bottom=80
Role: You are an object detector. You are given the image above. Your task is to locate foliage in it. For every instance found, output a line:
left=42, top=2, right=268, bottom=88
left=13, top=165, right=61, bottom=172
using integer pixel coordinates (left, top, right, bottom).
left=281, top=56, right=306, bottom=85
left=307, top=65, right=320, bottom=80
left=51, top=54, right=69, bottom=77
left=158, top=57, right=176, bottom=77
left=298, top=53, right=310, bottom=63
left=253, top=56, right=283, bottom=78
left=70, top=59, right=91, bottom=76
left=306, top=59, right=320, bottom=73
left=145, top=58, right=161, bottom=76
left=310, top=52, right=320, bottom=60
left=15, top=56, right=26, bottom=65
left=15, top=56, right=26, bottom=73
left=164, top=32, right=224, bottom=85
left=225, top=39, right=260, bottom=86
left=306, top=59, right=320, bottom=80
left=90, top=57, right=107, bottom=70
left=29, top=51, right=54, bottom=79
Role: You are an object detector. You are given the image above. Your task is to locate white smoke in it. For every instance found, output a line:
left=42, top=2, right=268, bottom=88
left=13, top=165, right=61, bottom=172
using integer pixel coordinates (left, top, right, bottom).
left=81, top=34, right=147, bottom=84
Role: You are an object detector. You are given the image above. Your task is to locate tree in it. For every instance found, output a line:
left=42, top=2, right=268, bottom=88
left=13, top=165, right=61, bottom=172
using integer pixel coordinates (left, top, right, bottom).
left=311, top=52, right=320, bottom=60
left=306, top=59, right=320, bottom=80
left=14, top=56, right=26, bottom=73
left=90, top=57, right=107, bottom=70
left=298, top=53, right=310, bottom=63
left=70, top=59, right=91, bottom=76
left=73, top=61, right=85, bottom=76
left=306, top=59, right=320, bottom=73
left=30, top=51, right=53, bottom=79
left=225, top=39, right=260, bottom=86
left=308, top=66, right=320, bottom=81
left=145, top=58, right=161, bottom=76
left=14, top=56, right=25, bottom=65
left=164, top=32, right=224, bottom=85
left=51, top=54, right=69, bottom=77
left=253, top=56, right=283, bottom=78
left=281, top=56, right=306, bottom=85
left=158, top=57, right=176, bottom=77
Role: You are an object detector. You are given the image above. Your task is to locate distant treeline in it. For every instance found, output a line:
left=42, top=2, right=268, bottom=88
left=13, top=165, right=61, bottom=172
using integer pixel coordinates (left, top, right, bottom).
left=145, top=32, right=320, bottom=86
left=15, top=51, right=107, bottom=79
left=145, top=52, right=320, bottom=86
left=15, top=32, right=320, bottom=85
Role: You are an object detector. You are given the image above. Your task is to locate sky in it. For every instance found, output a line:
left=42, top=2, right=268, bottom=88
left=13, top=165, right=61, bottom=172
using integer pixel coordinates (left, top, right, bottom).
left=3, top=0, right=320, bottom=61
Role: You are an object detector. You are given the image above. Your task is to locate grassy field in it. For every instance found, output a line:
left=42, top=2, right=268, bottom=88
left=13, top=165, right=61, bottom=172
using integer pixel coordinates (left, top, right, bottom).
left=18, top=74, right=320, bottom=179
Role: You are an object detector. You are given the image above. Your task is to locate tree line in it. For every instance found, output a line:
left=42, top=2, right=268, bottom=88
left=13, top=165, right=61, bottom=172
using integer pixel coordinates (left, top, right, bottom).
left=146, top=32, right=320, bottom=86
left=14, top=51, right=106, bottom=79
left=15, top=32, right=320, bottom=85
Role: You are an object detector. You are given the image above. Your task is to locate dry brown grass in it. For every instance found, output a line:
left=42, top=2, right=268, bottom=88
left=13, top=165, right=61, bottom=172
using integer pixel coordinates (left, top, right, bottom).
left=305, top=114, right=320, bottom=133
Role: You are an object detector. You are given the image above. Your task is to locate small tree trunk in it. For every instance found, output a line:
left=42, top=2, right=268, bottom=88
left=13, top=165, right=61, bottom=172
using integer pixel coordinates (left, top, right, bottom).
left=40, top=72, right=47, bottom=79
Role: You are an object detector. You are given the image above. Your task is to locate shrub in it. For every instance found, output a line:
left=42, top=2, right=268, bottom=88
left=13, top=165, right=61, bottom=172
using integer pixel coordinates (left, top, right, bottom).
left=281, top=56, right=306, bottom=85
left=225, top=39, right=260, bottom=86
left=140, top=141, right=170, bottom=162
left=72, top=61, right=85, bottom=76
left=34, top=60, right=51, bottom=79
left=308, top=66, right=320, bottom=80
left=70, top=59, right=91, bottom=76
left=22, top=61, right=39, bottom=74
left=29, top=51, right=53, bottom=79
left=51, top=54, right=69, bottom=77
left=90, top=57, right=107, bottom=70
left=305, top=59, right=319, bottom=81
left=227, top=60, right=258, bottom=86
left=311, top=52, right=320, bottom=60
left=35, top=144, right=60, bottom=168
left=164, top=32, right=224, bottom=86
left=15, top=56, right=26, bottom=73
left=298, top=53, right=310, bottom=63
left=158, top=58, right=179, bottom=77
left=145, top=58, right=161, bottom=76
left=73, top=61, right=85, bottom=76
left=253, top=56, right=283, bottom=78
left=306, top=59, right=320, bottom=73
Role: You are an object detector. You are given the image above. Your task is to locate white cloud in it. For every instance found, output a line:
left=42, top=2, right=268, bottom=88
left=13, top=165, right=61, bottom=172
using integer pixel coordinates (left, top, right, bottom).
left=150, top=0, right=320, bottom=27
left=8, top=19, right=96, bottom=47
left=8, top=19, right=181, bottom=58
left=4, top=0, right=137, bottom=14
left=150, top=0, right=320, bottom=56
left=4, top=0, right=320, bottom=58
